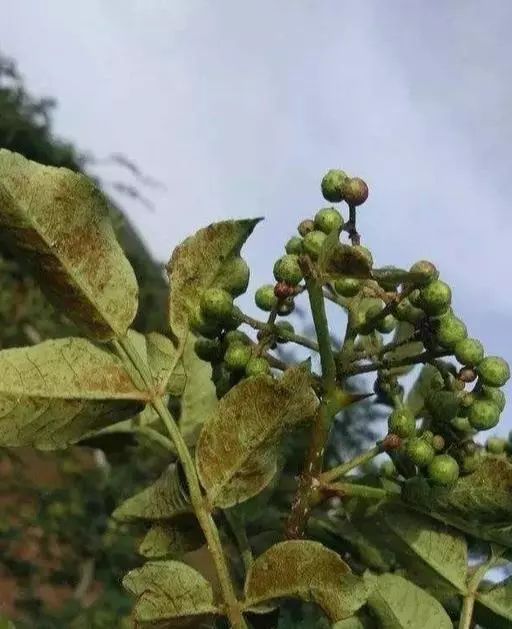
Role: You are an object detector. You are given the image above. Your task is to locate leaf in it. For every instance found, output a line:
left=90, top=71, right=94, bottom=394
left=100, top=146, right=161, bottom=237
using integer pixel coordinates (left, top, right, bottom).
left=166, top=219, right=260, bottom=349
left=196, top=365, right=319, bottom=508
left=318, top=231, right=372, bottom=279
left=123, top=560, right=218, bottom=623
left=365, top=573, right=452, bottom=629
left=333, top=614, right=376, bottom=629
left=0, top=617, right=15, bottom=629
left=179, top=334, right=218, bottom=446
left=244, top=540, right=369, bottom=621
left=113, top=464, right=192, bottom=522
left=475, top=577, right=512, bottom=628
left=0, top=337, right=146, bottom=449
left=146, top=331, right=186, bottom=397
left=406, top=364, right=444, bottom=417
left=0, top=149, right=138, bottom=340
left=138, top=516, right=204, bottom=559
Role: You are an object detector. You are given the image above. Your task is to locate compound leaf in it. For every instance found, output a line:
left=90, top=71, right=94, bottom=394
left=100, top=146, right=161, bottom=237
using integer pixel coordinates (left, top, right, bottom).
left=0, top=149, right=138, bottom=341
left=475, top=576, right=512, bottom=628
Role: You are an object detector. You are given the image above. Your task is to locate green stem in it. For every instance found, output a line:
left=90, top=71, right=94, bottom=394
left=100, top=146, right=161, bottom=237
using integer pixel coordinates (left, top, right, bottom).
left=239, top=311, right=319, bottom=352
left=224, top=510, right=253, bottom=576
left=323, top=482, right=390, bottom=500
left=118, top=337, right=247, bottom=629
left=306, top=277, right=336, bottom=391
left=342, top=349, right=450, bottom=377
left=134, top=426, right=176, bottom=453
left=321, top=445, right=382, bottom=483
left=458, top=595, right=475, bottom=629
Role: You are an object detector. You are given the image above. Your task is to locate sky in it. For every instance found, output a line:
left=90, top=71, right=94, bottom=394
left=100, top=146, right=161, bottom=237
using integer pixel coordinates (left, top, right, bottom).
left=1, top=0, right=511, bottom=426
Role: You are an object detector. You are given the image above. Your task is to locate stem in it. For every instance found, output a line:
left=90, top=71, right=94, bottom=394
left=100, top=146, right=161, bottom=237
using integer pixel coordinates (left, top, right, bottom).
left=239, top=311, right=319, bottom=352
left=118, top=337, right=247, bottom=629
left=134, top=426, right=177, bottom=453
left=306, top=278, right=336, bottom=391
left=224, top=510, right=253, bottom=576
left=458, top=595, right=475, bottom=629
left=322, top=482, right=390, bottom=500
left=345, top=204, right=360, bottom=245
left=321, top=445, right=382, bottom=483
left=342, top=349, right=450, bottom=376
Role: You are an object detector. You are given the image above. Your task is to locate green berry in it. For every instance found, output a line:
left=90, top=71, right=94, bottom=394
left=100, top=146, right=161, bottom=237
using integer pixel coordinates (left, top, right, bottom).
left=468, top=400, right=501, bottom=431
left=245, top=357, right=270, bottom=377
left=223, top=330, right=251, bottom=348
left=380, top=460, right=397, bottom=479
left=486, top=437, right=507, bottom=455
left=255, top=285, right=277, bottom=312
left=420, top=430, right=434, bottom=443
left=321, top=169, right=349, bottom=203
left=409, top=260, right=439, bottom=286
left=454, top=338, right=484, bottom=367
left=285, top=236, right=304, bottom=255
left=408, top=289, right=422, bottom=307
left=394, top=298, right=424, bottom=324
left=200, top=288, right=234, bottom=323
left=432, top=435, right=446, bottom=452
left=273, top=254, right=303, bottom=286
left=375, top=265, right=402, bottom=291
left=428, top=455, right=459, bottom=486
left=376, top=314, right=396, bottom=334
left=298, top=219, right=315, bottom=237
left=451, top=416, right=473, bottom=433
left=388, top=407, right=416, bottom=438
left=224, top=343, right=252, bottom=372
left=419, top=280, right=452, bottom=316
left=278, top=298, right=295, bottom=316
left=215, top=257, right=250, bottom=297
left=460, top=452, right=482, bottom=475
left=314, top=207, right=344, bottom=234
left=435, top=315, right=467, bottom=349
left=303, top=230, right=327, bottom=259
left=352, top=245, right=373, bottom=268
left=406, top=438, right=435, bottom=467
left=477, top=356, right=511, bottom=387
left=480, top=386, right=506, bottom=413
left=360, top=303, right=384, bottom=334
left=275, top=321, right=295, bottom=342
left=334, top=277, right=361, bottom=298
left=189, top=306, right=221, bottom=339
left=194, top=337, right=223, bottom=363
left=343, top=177, right=369, bottom=206
left=426, top=390, right=460, bottom=422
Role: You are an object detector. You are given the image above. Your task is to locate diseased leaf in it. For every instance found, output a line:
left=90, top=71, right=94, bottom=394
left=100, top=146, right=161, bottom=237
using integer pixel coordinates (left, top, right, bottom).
left=0, top=149, right=138, bottom=340
left=244, top=541, right=368, bottom=621
left=365, top=573, right=452, bottom=629
left=475, top=576, right=512, bottom=628
left=123, top=560, right=218, bottom=623
left=318, top=231, right=372, bottom=279
left=196, top=365, right=319, bottom=508
left=0, top=337, right=146, bottom=449
left=333, top=614, right=376, bottom=629
left=138, top=516, right=204, bottom=559
left=113, top=464, right=192, bottom=522
left=146, top=331, right=186, bottom=397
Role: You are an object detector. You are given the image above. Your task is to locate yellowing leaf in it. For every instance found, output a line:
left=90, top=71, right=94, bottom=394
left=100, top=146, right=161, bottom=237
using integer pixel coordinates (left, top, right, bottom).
left=146, top=331, right=186, bottom=397
left=244, top=540, right=368, bottom=621
left=196, top=366, right=319, bottom=508
left=318, top=231, right=372, bottom=280
left=0, top=149, right=138, bottom=341
left=0, top=337, right=146, bottom=449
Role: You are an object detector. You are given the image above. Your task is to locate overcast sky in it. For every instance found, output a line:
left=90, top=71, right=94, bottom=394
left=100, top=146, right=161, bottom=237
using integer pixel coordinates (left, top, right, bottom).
left=1, top=1, right=511, bottom=425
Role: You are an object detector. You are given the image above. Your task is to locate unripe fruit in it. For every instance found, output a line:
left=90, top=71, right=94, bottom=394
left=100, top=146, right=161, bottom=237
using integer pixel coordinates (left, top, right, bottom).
left=454, top=338, right=484, bottom=367
left=314, top=207, right=344, bottom=234
left=360, top=303, right=384, bottom=334
left=486, top=437, right=507, bottom=454
left=245, top=356, right=270, bottom=377
left=468, top=400, right=500, bottom=430
left=460, top=452, right=482, bottom=475
left=419, top=280, right=452, bottom=316
left=480, top=386, right=506, bottom=413
left=352, top=245, right=373, bottom=268
left=409, top=260, right=439, bottom=287
left=223, top=306, right=242, bottom=331
left=343, top=177, right=369, bottom=206
left=409, top=289, right=422, bottom=307
left=426, top=390, right=460, bottom=422
left=216, top=257, right=250, bottom=297
left=451, top=416, right=473, bottom=433
left=224, top=343, right=252, bottom=372
left=477, top=356, right=511, bottom=387
left=406, top=438, right=435, bottom=467
left=194, top=337, right=223, bottom=363
left=321, top=169, right=349, bottom=203
left=395, top=298, right=424, bottom=325
left=380, top=460, right=397, bottom=478
left=432, top=435, right=446, bottom=452
left=190, top=306, right=221, bottom=339
left=298, top=219, right=315, bottom=237
left=200, top=288, right=234, bottom=323
left=388, top=407, right=416, bottom=438
left=334, top=277, right=361, bottom=298
left=285, top=236, right=304, bottom=255
left=278, top=298, right=295, bottom=316
left=223, top=330, right=251, bottom=348
left=376, top=314, right=396, bottom=334
left=255, top=285, right=277, bottom=312
left=428, top=455, right=459, bottom=486
left=421, top=430, right=434, bottom=443
left=375, top=265, right=402, bottom=292
left=434, top=314, right=467, bottom=349
left=273, top=254, right=303, bottom=286
left=303, top=230, right=327, bottom=259
left=275, top=321, right=295, bottom=342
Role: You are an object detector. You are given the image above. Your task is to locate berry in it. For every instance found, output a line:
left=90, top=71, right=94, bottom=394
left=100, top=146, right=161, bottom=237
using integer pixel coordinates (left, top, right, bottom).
left=285, top=236, right=304, bottom=255
left=409, top=260, right=439, bottom=287
left=245, top=357, right=270, bottom=377
left=223, top=330, right=251, bottom=348
left=468, top=400, right=500, bottom=431
left=360, top=303, right=384, bottom=334
left=343, top=177, right=369, bottom=206
left=216, top=257, right=250, bottom=297
left=388, top=407, right=416, bottom=438
left=200, top=288, right=234, bottom=323
left=352, top=245, right=373, bottom=268
left=278, top=297, right=295, bottom=316
left=314, top=207, right=344, bottom=234
left=380, top=460, right=397, bottom=479
left=223, top=306, right=242, bottom=331
left=434, top=314, right=467, bottom=349
left=395, top=298, right=424, bottom=325
left=458, top=367, right=477, bottom=383
left=273, top=254, right=303, bottom=286
left=194, top=337, right=223, bottom=363
left=460, top=452, right=482, bottom=475
left=382, top=433, right=402, bottom=451
left=451, top=416, right=473, bottom=433
left=406, top=438, right=435, bottom=467
left=298, top=219, right=315, bottom=236
left=274, top=281, right=295, bottom=299
left=486, top=437, right=507, bottom=455
left=303, top=230, right=327, bottom=259
left=334, top=277, right=361, bottom=298
left=428, top=455, right=459, bottom=486
left=275, top=321, right=295, bottom=342
left=376, top=314, right=396, bottom=334
left=426, top=390, right=460, bottom=422
left=477, top=356, right=510, bottom=387
left=419, top=280, right=452, bottom=316
left=480, top=386, right=506, bottom=413
left=255, top=285, right=277, bottom=312
left=420, top=430, right=434, bottom=443
left=376, top=265, right=402, bottom=291
left=189, top=306, right=221, bottom=339
left=432, top=435, right=446, bottom=452
left=224, top=343, right=252, bottom=372
left=321, top=169, right=349, bottom=203
left=454, top=338, right=484, bottom=367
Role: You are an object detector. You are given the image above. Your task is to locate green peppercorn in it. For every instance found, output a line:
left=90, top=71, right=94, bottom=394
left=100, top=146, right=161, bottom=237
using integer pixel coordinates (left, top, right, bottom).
left=468, top=399, right=501, bottom=431
left=451, top=416, right=473, bottom=433
left=245, top=356, right=271, bottom=377
left=432, top=435, right=446, bottom=452
left=273, top=254, right=303, bottom=286
left=480, top=386, right=506, bottom=413
left=314, top=207, right=344, bottom=234
left=255, top=285, right=278, bottom=312
left=194, top=337, right=223, bottom=363
left=426, top=390, right=460, bottom=422
left=380, top=460, right=397, bottom=479
left=419, top=280, right=452, bottom=316
left=224, top=343, right=252, bottom=372
left=200, top=287, right=234, bottom=323
left=343, top=177, right=369, bottom=206
left=406, top=438, right=435, bottom=467
left=321, top=169, right=349, bottom=203
left=303, top=230, right=327, bottom=259
left=486, top=437, right=507, bottom=455
left=477, top=356, right=511, bottom=387
left=376, top=314, right=396, bottom=334
left=428, top=454, right=459, bottom=486
left=388, top=407, right=416, bottom=438
left=189, top=306, right=221, bottom=339
left=352, top=245, right=373, bottom=268
left=223, top=330, right=251, bottom=349
left=454, top=338, right=484, bottom=367
left=285, top=236, right=304, bottom=255
left=435, top=314, right=467, bottom=349
left=409, top=260, right=439, bottom=287
left=298, top=219, right=315, bottom=237
left=334, top=277, right=361, bottom=298
left=215, top=257, right=250, bottom=297
left=394, top=298, right=425, bottom=325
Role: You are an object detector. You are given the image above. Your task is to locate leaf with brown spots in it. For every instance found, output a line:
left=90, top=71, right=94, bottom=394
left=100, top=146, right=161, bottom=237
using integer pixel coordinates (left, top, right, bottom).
left=318, top=231, right=372, bottom=280
left=123, top=560, right=218, bottom=624
left=196, top=365, right=319, bottom=508
left=0, top=149, right=138, bottom=341
left=138, top=516, right=204, bottom=559
left=0, top=337, right=146, bottom=449
left=243, top=540, right=369, bottom=621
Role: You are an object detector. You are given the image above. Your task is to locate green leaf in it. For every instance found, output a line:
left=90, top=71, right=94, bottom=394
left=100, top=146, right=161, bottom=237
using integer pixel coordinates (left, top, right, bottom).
left=0, top=149, right=138, bottom=340
left=365, top=573, right=452, bottom=629
left=138, top=516, right=204, bottom=559
left=196, top=365, right=319, bottom=508
left=333, top=614, right=376, bottom=629
left=123, top=560, right=218, bottom=623
left=0, top=337, right=146, bottom=449
left=406, top=364, right=443, bottom=417
left=0, top=617, right=15, bottom=629
left=113, top=463, right=192, bottom=522
left=244, top=540, right=369, bottom=622
left=146, top=331, right=186, bottom=397
left=166, top=219, right=260, bottom=349
left=318, top=231, right=372, bottom=279
left=475, top=577, right=512, bottom=628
